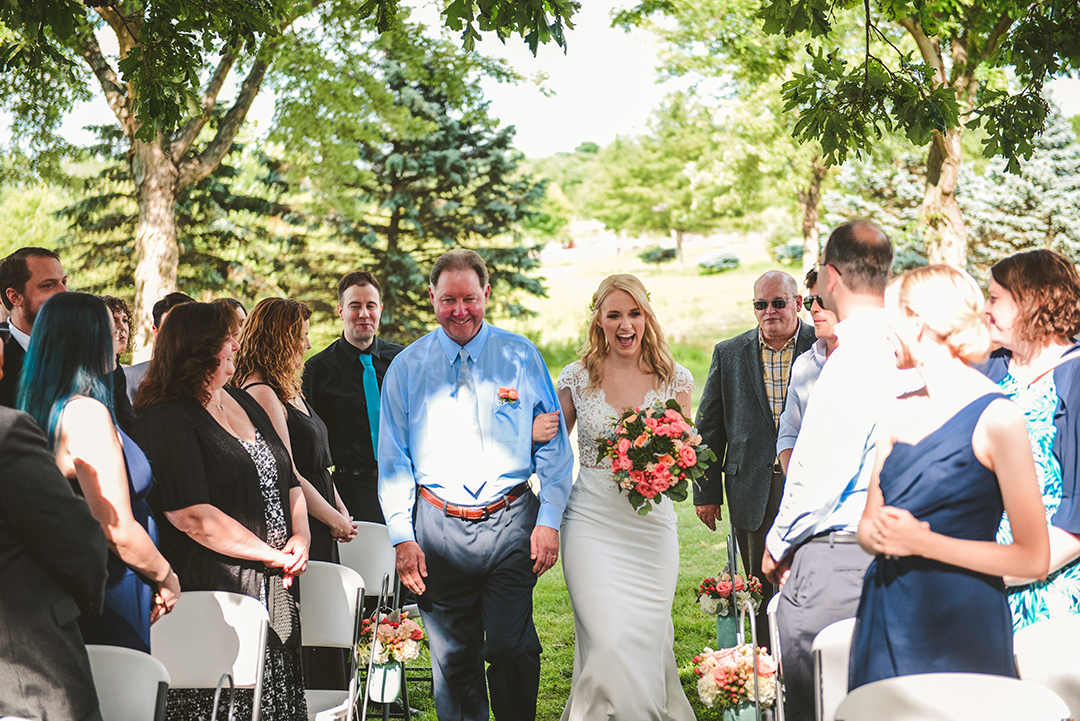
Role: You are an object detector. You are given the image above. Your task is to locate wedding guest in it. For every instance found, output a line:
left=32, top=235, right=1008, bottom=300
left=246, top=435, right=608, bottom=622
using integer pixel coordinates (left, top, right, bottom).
left=556, top=274, right=695, bottom=720
left=134, top=301, right=309, bottom=720
left=696, top=270, right=814, bottom=636
left=762, top=221, right=914, bottom=721
left=850, top=264, right=1049, bottom=688
left=17, top=292, right=179, bottom=651
left=303, top=272, right=403, bottom=523
left=981, top=249, right=1080, bottom=629
left=124, top=291, right=194, bottom=405
left=214, top=297, right=248, bottom=328
left=0, top=338, right=109, bottom=721
left=0, top=247, right=68, bottom=407
left=379, top=249, right=573, bottom=721
left=232, top=297, right=357, bottom=690
left=102, top=295, right=136, bottom=433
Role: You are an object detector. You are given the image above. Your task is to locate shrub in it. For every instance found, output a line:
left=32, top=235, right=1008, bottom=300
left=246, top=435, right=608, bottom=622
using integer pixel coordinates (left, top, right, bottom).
left=774, top=241, right=803, bottom=264
left=698, top=251, right=741, bottom=274
left=639, top=246, right=677, bottom=265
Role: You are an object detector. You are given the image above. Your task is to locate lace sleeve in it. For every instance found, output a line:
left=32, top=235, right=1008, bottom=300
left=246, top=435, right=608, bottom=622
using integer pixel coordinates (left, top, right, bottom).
left=557, top=361, right=586, bottom=393
left=670, top=363, right=695, bottom=397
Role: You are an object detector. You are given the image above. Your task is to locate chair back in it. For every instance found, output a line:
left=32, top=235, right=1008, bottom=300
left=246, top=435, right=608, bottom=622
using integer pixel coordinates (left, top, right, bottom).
left=766, top=594, right=785, bottom=721
left=300, top=561, right=366, bottom=649
left=338, top=522, right=397, bottom=602
left=87, top=644, right=170, bottom=721
left=811, top=617, right=856, bottom=721
left=151, top=591, right=268, bottom=720
left=1014, top=614, right=1080, bottom=720
left=834, top=672, right=1071, bottom=720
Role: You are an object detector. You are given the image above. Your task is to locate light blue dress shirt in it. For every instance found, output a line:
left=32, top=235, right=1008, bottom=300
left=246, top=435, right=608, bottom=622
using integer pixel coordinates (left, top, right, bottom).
left=765, top=308, right=922, bottom=561
left=776, top=338, right=829, bottom=455
left=378, top=322, right=574, bottom=546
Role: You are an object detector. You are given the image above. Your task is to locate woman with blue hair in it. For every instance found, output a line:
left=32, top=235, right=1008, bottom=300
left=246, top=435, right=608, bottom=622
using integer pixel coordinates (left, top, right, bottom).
left=17, top=292, right=179, bottom=652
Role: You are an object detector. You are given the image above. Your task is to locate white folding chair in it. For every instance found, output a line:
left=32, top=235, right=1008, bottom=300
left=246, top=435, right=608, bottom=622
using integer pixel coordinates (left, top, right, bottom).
left=87, top=644, right=170, bottom=721
left=338, top=523, right=417, bottom=617
left=151, top=591, right=269, bottom=721
left=811, top=617, right=855, bottom=721
left=833, top=672, right=1071, bottom=721
left=1014, top=614, right=1080, bottom=720
left=766, top=594, right=785, bottom=721
left=300, top=561, right=366, bottom=721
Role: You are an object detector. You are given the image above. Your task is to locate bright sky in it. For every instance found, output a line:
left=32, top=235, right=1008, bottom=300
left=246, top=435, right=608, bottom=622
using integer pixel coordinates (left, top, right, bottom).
left=16, top=3, right=1080, bottom=159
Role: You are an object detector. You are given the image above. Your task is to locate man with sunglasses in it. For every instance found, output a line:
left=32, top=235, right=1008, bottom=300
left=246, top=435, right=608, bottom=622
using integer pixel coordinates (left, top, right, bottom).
left=695, top=270, right=815, bottom=636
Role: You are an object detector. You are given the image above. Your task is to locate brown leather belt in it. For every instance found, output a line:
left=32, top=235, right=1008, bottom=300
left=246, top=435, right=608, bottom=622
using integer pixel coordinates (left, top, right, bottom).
left=419, top=482, right=529, bottom=521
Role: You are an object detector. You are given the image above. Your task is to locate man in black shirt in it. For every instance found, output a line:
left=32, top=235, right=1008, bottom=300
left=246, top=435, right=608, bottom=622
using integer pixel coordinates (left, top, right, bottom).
left=303, top=271, right=404, bottom=523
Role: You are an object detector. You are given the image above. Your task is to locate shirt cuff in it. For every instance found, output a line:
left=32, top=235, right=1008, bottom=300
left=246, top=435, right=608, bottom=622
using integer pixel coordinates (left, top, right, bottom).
left=765, top=529, right=792, bottom=563
left=387, top=518, right=416, bottom=546
left=776, top=438, right=795, bottom=454
left=536, top=504, right=563, bottom=532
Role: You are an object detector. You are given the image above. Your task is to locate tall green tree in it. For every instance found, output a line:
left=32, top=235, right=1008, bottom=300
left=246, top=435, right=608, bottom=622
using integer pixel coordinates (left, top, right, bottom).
left=0, top=0, right=577, bottom=355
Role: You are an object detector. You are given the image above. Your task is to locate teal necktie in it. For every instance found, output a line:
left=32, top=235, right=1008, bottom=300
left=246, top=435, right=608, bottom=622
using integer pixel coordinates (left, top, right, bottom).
left=360, top=353, right=380, bottom=461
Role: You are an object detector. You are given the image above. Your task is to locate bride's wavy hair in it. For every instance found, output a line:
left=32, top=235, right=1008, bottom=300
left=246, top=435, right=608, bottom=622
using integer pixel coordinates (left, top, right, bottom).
left=580, top=274, right=675, bottom=389
left=892, top=264, right=991, bottom=365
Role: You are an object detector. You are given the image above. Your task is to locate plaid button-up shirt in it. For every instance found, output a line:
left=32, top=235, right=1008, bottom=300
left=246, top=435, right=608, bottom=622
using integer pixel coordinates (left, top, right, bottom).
left=760, top=323, right=801, bottom=431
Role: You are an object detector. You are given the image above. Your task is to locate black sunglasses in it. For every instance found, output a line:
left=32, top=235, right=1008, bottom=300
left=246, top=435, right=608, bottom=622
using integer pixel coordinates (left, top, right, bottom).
left=753, top=298, right=796, bottom=311
left=804, top=295, right=826, bottom=309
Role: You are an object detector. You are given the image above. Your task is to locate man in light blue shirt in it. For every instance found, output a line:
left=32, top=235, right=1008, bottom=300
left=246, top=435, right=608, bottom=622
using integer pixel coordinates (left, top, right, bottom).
left=762, top=221, right=919, bottom=721
left=379, top=248, right=573, bottom=721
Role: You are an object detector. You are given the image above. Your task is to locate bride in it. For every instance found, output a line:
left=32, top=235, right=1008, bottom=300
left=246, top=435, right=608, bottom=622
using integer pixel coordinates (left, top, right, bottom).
left=556, top=274, right=695, bottom=720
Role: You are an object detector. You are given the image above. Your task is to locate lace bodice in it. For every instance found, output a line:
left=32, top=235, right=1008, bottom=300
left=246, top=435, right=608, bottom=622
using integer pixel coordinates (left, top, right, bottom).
left=558, top=361, right=695, bottom=470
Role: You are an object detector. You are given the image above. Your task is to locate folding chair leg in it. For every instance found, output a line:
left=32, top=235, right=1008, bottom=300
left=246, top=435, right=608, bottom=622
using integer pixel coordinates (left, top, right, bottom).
left=399, top=667, right=411, bottom=721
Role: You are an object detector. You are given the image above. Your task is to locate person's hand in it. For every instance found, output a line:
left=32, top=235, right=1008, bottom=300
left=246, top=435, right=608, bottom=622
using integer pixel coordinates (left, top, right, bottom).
left=531, top=525, right=560, bottom=576
left=396, top=541, right=428, bottom=595
left=762, top=550, right=791, bottom=586
left=696, top=503, right=722, bottom=531
left=150, top=568, right=181, bottom=624
left=281, top=534, right=309, bottom=577
left=532, top=411, right=561, bottom=444
left=331, top=512, right=358, bottom=542
left=869, top=506, right=930, bottom=557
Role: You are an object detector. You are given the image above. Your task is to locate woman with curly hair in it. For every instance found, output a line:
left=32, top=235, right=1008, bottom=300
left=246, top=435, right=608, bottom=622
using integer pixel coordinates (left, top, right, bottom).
left=981, top=248, right=1080, bottom=630
left=553, top=274, right=695, bottom=721
left=134, top=301, right=309, bottom=720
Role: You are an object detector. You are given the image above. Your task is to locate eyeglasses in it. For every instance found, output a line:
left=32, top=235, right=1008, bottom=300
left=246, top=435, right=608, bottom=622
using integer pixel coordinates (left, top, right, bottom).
left=804, top=295, right=825, bottom=309
left=753, top=297, right=797, bottom=311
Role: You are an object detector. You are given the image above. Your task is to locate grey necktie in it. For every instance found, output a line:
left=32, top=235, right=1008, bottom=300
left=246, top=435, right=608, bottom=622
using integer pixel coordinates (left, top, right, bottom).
left=457, top=347, right=483, bottom=451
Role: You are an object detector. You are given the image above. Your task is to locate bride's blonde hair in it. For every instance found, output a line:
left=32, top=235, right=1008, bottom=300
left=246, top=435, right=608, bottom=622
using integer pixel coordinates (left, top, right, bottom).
left=580, top=274, right=675, bottom=389
left=893, top=264, right=991, bottom=365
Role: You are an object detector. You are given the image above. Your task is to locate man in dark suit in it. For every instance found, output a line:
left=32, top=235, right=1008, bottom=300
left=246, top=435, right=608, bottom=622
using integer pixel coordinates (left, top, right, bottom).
left=0, top=247, right=69, bottom=407
left=694, top=270, right=815, bottom=634
left=303, top=271, right=404, bottom=523
left=0, top=339, right=109, bottom=721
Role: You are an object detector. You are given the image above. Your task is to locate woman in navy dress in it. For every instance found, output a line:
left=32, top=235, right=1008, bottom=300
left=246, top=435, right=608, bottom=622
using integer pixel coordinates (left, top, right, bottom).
left=17, top=292, right=180, bottom=651
left=849, top=265, right=1049, bottom=689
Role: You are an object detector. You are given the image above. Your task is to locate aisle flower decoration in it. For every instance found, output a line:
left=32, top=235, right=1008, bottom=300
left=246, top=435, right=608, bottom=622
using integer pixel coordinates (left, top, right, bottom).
left=597, top=398, right=716, bottom=514
left=355, top=610, right=425, bottom=665
left=695, top=571, right=764, bottom=617
left=693, top=644, right=778, bottom=710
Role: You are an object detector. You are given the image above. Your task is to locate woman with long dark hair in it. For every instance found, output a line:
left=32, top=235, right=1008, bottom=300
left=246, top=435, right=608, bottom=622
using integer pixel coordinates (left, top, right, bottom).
left=17, top=292, right=179, bottom=652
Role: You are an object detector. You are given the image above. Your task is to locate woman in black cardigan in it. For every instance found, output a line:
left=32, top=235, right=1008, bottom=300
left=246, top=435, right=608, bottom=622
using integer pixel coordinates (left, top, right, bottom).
left=135, top=301, right=310, bottom=720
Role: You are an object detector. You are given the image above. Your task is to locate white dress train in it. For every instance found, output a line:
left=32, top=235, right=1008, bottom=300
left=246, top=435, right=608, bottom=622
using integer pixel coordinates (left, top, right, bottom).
left=558, top=361, right=696, bottom=721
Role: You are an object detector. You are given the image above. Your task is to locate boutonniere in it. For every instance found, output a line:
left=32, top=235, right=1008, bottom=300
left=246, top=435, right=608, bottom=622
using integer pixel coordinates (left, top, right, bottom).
left=497, top=387, right=519, bottom=405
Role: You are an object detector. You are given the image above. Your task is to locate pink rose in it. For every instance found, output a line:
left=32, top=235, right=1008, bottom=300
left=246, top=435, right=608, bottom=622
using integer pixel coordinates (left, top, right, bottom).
left=644, top=417, right=659, bottom=431
left=733, top=576, right=745, bottom=592
left=653, top=462, right=669, bottom=478
left=755, top=653, right=777, bottom=676
left=618, top=455, right=633, bottom=471
left=677, top=420, right=692, bottom=434
left=678, top=445, right=697, bottom=468
left=636, top=481, right=657, bottom=498
left=713, top=647, right=738, bottom=671
left=629, top=470, right=646, bottom=485
left=611, top=459, right=621, bottom=474
left=717, top=581, right=733, bottom=597
left=664, top=408, right=683, bottom=423
left=617, top=438, right=632, bottom=454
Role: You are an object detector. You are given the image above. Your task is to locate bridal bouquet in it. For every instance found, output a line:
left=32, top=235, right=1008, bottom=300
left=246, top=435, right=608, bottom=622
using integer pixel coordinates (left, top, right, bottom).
left=355, top=610, right=425, bottom=665
left=693, top=644, right=778, bottom=710
left=596, top=398, right=716, bottom=515
left=696, top=572, right=764, bottom=618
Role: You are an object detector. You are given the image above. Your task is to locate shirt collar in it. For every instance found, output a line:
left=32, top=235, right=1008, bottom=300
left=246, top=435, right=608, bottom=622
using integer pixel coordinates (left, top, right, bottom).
left=337, top=333, right=384, bottom=362
left=759, top=319, right=801, bottom=352
left=8, top=322, right=30, bottom=351
left=833, top=307, right=887, bottom=343
left=437, top=322, right=490, bottom=365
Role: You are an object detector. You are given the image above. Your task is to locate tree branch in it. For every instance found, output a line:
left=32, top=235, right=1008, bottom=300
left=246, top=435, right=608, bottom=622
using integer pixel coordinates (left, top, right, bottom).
left=77, top=29, right=133, bottom=135
left=983, top=13, right=1017, bottom=61
left=169, top=52, right=239, bottom=160
left=898, top=17, right=946, bottom=87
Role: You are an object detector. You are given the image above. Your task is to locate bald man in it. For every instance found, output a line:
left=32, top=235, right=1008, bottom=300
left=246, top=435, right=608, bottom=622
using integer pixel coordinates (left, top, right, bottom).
left=694, top=270, right=816, bottom=635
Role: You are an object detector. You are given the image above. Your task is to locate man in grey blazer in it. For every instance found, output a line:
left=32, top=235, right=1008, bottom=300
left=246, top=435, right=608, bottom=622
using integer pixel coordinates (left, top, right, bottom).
left=0, top=337, right=109, bottom=721
left=694, top=270, right=815, bottom=634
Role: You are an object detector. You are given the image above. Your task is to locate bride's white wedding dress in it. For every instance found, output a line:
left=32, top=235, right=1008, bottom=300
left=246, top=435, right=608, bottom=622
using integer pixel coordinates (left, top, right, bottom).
left=557, top=361, right=696, bottom=721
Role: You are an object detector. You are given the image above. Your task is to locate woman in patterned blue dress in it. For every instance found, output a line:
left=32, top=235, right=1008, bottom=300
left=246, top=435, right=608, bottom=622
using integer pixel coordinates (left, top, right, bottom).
left=982, top=249, right=1080, bottom=631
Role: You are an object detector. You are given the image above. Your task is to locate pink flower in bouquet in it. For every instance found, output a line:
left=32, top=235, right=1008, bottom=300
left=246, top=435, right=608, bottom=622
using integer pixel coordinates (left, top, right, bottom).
left=629, top=470, right=646, bottom=485
left=644, top=416, right=660, bottom=431
left=618, top=455, right=633, bottom=471
left=636, top=480, right=658, bottom=498
left=717, top=581, right=733, bottom=596
left=664, top=408, right=683, bottom=423
left=653, top=462, right=670, bottom=479
left=611, top=458, right=622, bottom=474
left=676, top=419, right=693, bottom=434
left=678, top=445, right=697, bottom=468
left=688, top=433, right=702, bottom=446
left=755, top=653, right=778, bottom=676
left=617, top=438, right=632, bottom=455
left=713, top=647, right=739, bottom=671
left=733, top=576, right=745, bottom=592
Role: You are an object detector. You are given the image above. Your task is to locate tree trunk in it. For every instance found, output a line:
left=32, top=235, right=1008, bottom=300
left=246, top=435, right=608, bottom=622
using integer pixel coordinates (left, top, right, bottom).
left=921, top=126, right=967, bottom=267
left=130, top=139, right=179, bottom=361
left=673, top=228, right=684, bottom=267
left=798, top=154, right=827, bottom=278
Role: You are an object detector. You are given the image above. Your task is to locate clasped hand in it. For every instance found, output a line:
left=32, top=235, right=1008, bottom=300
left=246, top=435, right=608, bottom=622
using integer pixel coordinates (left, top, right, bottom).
left=867, top=506, right=929, bottom=557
